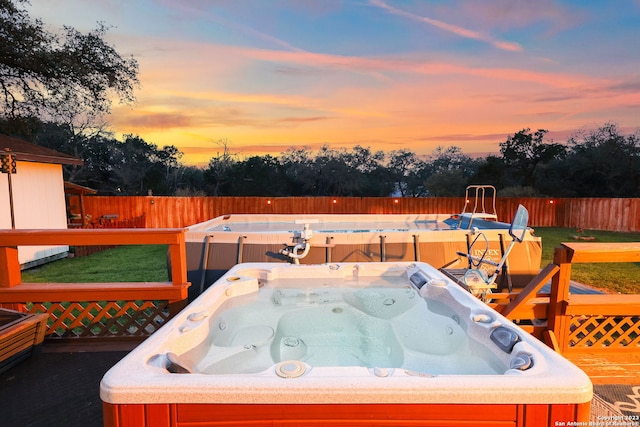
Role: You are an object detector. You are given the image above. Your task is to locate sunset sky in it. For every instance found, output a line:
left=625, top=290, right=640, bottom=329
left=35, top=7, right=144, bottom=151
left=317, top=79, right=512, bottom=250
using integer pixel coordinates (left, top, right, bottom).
left=27, top=0, right=640, bottom=166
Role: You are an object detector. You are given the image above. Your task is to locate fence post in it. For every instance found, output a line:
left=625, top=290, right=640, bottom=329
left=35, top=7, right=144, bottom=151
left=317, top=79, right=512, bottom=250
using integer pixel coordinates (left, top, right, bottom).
left=548, top=244, right=573, bottom=352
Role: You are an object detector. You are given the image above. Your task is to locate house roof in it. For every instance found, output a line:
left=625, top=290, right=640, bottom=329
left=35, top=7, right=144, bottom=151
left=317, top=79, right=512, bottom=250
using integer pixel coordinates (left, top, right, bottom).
left=0, top=134, right=84, bottom=166
left=64, top=181, right=97, bottom=195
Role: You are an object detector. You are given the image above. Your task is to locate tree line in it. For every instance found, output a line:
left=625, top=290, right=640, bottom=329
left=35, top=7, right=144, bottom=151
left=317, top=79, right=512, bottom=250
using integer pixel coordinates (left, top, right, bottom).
left=3, top=118, right=638, bottom=198
left=1, top=0, right=639, bottom=198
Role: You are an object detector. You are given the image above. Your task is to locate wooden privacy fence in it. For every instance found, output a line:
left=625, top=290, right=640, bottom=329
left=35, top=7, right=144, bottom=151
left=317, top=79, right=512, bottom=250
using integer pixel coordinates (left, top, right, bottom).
left=0, top=229, right=189, bottom=344
left=73, top=214, right=146, bottom=257
left=81, top=196, right=640, bottom=231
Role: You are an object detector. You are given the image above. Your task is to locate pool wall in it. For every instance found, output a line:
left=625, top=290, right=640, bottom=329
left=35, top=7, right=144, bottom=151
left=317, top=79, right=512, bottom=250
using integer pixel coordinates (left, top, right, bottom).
left=184, top=214, right=542, bottom=300
left=101, top=262, right=591, bottom=426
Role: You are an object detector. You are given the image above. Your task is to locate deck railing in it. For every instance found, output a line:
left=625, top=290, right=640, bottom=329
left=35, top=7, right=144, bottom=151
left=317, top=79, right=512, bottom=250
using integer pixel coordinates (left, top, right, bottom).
left=548, top=242, right=640, bottom=353
left=1, top=228, right=638, bottom=356
left=0, top=229, right=190, bottom=345
left=496, top=242, right=640, bottom=354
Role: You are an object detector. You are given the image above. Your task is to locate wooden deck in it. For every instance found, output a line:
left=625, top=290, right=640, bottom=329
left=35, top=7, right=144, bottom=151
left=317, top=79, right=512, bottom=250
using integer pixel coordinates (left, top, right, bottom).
left=568, top=352, right=640, bottom=384
left=1, top=345, right=638, bottom=427
left=1, top=348, right=128, bottom=427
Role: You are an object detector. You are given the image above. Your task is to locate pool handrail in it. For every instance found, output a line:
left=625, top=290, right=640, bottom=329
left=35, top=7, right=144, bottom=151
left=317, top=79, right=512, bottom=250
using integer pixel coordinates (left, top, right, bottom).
left=458, top=185, right=498, bottom=229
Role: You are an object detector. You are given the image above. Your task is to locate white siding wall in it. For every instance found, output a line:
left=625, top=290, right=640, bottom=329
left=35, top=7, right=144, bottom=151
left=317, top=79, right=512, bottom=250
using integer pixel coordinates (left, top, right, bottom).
left=0, top=161, right=68, bottom=265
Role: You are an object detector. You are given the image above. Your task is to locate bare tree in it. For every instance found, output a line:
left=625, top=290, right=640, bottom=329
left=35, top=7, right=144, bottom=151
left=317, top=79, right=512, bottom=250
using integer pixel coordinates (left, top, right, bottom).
left=204, top=138, right=238, bottom=196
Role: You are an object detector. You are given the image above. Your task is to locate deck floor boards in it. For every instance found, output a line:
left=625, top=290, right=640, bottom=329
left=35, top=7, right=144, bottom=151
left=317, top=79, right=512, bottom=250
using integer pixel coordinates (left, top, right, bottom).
left=1, top=349, right=127, bottom=427
left=566, top=351, right=640, bottom=385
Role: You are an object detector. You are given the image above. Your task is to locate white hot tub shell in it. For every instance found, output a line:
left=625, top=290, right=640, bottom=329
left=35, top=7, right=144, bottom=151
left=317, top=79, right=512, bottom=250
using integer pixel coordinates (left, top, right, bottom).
left=101, top=262, right=591, bottom=426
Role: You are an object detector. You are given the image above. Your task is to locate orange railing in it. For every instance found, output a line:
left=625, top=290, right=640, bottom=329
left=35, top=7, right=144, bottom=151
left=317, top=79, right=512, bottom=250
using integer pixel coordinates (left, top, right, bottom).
left=0, top=228, right=190, bottom=344
left=494, top=242, right=640, bottom=351
left=547, top=242, right=640, bottom=353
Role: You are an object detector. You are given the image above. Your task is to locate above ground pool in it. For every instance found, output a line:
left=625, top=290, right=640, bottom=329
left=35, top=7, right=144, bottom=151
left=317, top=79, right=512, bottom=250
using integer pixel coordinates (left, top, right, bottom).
left=101, top=262, right=592, bottom=426
left=184, top=213, right=542, bottom=299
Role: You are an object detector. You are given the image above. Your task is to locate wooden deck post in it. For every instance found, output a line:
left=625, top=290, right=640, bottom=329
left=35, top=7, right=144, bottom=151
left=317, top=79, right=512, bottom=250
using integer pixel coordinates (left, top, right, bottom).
left=548, top=245, right=573, bottom=353
left=168, top=236, right=188, bottom=287
left=0, top=246, right=21, bottom=288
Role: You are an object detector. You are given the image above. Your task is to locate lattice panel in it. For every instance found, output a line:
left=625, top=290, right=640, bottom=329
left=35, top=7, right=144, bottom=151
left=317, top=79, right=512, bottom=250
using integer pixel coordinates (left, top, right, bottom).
left=568, top=315, right=640, bottom=349
left=28, top=300, right=171, bottom=339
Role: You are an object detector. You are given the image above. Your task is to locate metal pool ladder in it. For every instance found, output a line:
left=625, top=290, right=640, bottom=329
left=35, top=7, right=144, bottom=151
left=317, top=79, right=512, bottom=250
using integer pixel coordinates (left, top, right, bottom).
left=457, top=185, right=498, bottom=229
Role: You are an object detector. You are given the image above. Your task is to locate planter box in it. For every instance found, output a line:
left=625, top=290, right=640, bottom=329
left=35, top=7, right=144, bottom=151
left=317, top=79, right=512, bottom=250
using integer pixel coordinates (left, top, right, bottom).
left=0, top=309, right=48, bottom=373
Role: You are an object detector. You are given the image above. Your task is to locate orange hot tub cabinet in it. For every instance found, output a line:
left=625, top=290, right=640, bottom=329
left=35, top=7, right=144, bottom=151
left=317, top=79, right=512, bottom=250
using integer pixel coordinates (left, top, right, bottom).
left=103, top=401, right=591, bottom=426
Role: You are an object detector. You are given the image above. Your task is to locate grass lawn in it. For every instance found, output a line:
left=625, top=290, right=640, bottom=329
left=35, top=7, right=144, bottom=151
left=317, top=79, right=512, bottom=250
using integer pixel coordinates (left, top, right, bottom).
left=533, top=227, right=640, bottom=294
left=21, top=228, right=640, bottom=293
left=22, top=245, right=169, bottom=283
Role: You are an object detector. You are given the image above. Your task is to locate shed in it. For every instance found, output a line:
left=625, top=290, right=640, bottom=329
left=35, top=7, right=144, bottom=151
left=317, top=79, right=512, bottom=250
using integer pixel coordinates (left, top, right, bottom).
left=0, top=135, right=83, bottom=268
left=64, top=181, right=97, bottom=228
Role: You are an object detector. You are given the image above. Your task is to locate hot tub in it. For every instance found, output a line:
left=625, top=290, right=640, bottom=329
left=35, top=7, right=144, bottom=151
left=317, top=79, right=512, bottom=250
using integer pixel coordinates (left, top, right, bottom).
left=101, top=262, right=591, bottom=426
left=184, top=213, right=542, bottom=299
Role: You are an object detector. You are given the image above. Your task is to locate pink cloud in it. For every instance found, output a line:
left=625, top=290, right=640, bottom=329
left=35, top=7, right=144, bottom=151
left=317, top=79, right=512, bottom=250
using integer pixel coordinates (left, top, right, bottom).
left=457, top=0, right=582, bottom=35
left=110, top=112, right=192, bottom=130
left=235, top=45, right=595, bottom=89
left=276, top=116, right=334, bottom=124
